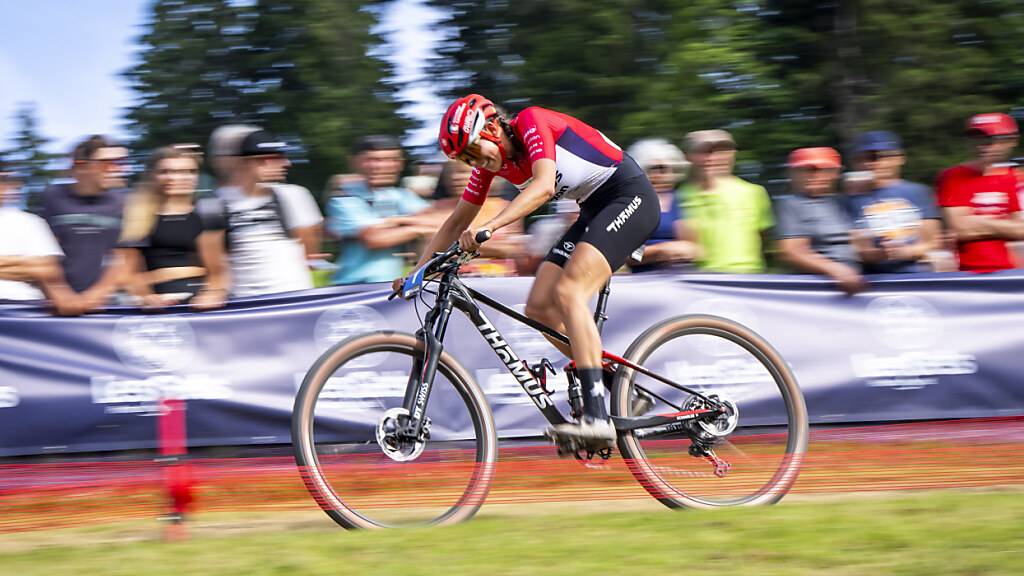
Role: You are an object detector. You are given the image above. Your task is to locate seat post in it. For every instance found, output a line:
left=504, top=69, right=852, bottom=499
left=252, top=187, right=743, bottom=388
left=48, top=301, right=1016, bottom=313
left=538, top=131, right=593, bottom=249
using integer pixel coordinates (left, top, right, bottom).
left=593, top=280, right=612, bottom=335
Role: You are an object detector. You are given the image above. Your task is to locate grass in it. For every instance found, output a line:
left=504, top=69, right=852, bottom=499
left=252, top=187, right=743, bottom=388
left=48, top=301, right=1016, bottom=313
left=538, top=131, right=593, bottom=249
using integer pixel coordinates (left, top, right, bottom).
left=1, top=490, right=1022, bottom=575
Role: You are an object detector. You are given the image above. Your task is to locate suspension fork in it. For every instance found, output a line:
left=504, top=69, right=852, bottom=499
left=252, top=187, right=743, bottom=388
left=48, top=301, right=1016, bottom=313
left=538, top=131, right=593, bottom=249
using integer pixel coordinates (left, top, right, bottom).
left=400, top=282, right=456, bottom=437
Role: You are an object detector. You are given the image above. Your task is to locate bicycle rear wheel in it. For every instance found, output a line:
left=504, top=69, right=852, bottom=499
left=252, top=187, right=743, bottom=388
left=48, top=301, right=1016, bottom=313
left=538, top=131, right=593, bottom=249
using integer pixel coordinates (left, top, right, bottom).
left=612, top=315, right=807, bottom=508
left=292, top=331, right=497, bottom=529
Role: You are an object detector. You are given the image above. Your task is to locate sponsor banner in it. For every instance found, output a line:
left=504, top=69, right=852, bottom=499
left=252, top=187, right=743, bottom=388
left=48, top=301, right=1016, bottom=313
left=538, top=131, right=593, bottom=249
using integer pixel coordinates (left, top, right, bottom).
left=2, top=272, right=1024, bottom=456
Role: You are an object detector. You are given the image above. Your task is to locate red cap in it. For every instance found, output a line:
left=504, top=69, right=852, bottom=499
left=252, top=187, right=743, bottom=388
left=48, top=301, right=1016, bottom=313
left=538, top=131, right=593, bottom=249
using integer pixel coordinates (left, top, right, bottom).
left=787, top=147, right=842, bottom=169
left=966, top=113, right=1018, bottom=136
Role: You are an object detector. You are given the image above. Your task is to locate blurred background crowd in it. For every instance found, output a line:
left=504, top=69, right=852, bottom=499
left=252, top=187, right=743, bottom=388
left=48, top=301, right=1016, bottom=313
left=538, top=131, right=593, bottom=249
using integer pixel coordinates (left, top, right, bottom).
left=2, top=0, right=1024, bottom=315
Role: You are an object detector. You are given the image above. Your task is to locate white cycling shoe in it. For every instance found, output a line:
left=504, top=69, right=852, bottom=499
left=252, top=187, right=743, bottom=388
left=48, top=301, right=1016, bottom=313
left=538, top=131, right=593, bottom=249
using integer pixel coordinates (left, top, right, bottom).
left=546, top=417, right=616, bottom=452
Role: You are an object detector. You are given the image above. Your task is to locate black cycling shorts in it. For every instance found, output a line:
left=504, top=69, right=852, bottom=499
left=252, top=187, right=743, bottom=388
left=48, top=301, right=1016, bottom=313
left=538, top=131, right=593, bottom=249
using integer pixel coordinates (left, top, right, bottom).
left=544, top=154, right=660, bottom=271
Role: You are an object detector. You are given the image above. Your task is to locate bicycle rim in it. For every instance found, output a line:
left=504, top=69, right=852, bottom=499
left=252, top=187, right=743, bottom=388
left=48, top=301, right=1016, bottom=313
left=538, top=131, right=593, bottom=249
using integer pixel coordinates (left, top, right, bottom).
left=614, top=315, right=807, bottom=508
left=293, top=332, right=497, bottom=528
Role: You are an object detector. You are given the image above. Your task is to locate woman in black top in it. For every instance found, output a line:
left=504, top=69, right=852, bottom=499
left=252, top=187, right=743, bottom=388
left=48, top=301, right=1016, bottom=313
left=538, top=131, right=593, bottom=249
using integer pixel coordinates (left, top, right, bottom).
left=120, top=147, right=229, bottom=309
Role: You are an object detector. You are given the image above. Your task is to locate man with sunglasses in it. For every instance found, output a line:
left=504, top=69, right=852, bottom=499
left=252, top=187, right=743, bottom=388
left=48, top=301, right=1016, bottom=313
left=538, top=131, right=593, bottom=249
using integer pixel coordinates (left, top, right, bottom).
left=937, top=113, right=1024, bottom=272
left=775, top=147, right=866, bottom=295
left=36, top=135, right=129, bottom=313
left=845, top=131, right=942, bottom=273
left=677, top=129, right=774, bottom=273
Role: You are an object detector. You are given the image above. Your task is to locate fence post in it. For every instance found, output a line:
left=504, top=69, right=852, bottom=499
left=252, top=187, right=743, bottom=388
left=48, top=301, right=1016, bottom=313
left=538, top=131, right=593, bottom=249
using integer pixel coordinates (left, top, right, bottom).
left=157, top=396, right=193, bottom=541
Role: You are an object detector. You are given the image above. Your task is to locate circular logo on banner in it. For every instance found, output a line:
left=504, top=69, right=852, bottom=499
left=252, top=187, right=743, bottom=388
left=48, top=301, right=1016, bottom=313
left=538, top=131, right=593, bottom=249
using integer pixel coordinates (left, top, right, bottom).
left=315, top=305, right=389, bottom=367
left=866, top=295, right=941, bottom=351
left=685, top=299, right=760, bottom=358
left=112, top=316, right=197, bottom=374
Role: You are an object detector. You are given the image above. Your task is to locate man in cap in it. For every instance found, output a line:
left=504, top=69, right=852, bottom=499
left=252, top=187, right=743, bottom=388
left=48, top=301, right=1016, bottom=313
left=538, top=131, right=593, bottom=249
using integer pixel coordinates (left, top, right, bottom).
left=677, top=129, right=774, bottom=273
left=206, top=129, right=324, bottom=296
left=846, top=131, right=942, bottom=273
left=775, top=147, right=865, bottom=294
left=936, top=113, right=1024, bottom=272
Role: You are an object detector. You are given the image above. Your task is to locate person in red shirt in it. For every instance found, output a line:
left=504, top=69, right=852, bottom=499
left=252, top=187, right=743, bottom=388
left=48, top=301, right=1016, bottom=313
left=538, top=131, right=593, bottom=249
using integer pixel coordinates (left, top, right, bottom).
left=937, top=113, right=1024, bottom=272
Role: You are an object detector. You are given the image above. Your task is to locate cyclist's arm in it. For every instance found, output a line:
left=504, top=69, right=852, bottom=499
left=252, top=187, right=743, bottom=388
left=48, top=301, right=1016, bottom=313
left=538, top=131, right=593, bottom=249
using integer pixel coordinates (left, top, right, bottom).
left=413, top=199, right=482, bottom=269
left=480, top=158, right=557, bottom=232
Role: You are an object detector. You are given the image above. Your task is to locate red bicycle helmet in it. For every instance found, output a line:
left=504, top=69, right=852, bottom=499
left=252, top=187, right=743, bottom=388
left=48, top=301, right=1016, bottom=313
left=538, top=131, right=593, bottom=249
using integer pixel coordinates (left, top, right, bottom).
left=438, top=94, right=499, bottom=159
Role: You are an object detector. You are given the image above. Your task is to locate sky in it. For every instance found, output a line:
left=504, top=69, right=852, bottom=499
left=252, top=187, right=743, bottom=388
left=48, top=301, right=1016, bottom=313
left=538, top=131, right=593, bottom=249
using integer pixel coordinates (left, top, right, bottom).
left=0, top=0, right=444, bottom=155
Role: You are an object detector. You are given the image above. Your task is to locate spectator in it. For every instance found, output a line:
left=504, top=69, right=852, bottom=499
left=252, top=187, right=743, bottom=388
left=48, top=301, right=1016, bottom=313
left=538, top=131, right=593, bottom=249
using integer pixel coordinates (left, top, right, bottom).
left=775, top=147, right=865, bottom=295
left=937, top=113, right=1024, bottom=272
left=846, top=131, right=943, bottom=273
left=37, top=135, right=128, bottom=312
left=0, top=165, right=80, bottom=313
left=678, top=129, right=774, bottom=273
left=207, top=124, right=259, bottom=187
left=326, top=135, right=436, bottom=285
left=627, top=138, right=701, bottom=273
left=119, top=147, right=229, bottom=309
left=211, top=129, right=324, bottom=297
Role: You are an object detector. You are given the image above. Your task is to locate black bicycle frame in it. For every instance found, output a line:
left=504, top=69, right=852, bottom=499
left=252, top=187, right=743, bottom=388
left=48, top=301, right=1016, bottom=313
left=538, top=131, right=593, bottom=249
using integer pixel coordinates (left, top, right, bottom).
left=399, top=268, right=721, bottom=440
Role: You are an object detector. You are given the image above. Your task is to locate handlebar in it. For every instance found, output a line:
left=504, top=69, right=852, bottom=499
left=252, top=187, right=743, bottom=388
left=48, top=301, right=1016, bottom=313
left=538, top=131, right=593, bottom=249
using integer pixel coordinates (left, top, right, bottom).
left=389, top=231, right=492, bottom=301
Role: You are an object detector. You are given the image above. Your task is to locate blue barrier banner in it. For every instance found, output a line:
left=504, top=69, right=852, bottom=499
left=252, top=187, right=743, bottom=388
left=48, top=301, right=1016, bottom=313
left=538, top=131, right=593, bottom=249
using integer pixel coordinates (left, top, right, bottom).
left=2, top=272, right=1024, bottom=457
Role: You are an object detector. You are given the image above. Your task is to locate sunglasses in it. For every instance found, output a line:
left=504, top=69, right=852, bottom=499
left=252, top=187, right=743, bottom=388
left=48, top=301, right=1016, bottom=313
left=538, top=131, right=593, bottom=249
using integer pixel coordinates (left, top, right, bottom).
left=158, top=168, right=199, bottom=176
left=971, top=134, right=1018, bottom=146
left=691, top=143, right=736, bottom=154
left=647, top=164, right=673, bottom=173
left=793, top=165, right=839, bottom=173
left=862, top=150, right=901, bottom=162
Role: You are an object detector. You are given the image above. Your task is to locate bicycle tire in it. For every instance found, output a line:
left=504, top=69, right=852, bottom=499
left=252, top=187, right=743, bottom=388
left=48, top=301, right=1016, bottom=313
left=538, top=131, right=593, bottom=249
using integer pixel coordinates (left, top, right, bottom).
left=292, top=330, right=498, bottom=529
left=611, top=314, right=808, bottom=509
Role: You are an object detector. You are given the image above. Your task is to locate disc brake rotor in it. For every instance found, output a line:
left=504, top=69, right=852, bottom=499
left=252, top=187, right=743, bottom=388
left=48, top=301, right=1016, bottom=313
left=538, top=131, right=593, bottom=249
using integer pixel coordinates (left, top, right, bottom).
left=376, top=407, right=428, bottom=462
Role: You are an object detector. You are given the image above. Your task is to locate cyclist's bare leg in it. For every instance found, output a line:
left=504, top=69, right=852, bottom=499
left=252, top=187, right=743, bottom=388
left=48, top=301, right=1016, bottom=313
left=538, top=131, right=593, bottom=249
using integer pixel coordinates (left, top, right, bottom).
left=524, top=261, right=573, bottom=359
left=555, top=242, right=612, bottom=368
left=546, top=243, right=617, bottom=447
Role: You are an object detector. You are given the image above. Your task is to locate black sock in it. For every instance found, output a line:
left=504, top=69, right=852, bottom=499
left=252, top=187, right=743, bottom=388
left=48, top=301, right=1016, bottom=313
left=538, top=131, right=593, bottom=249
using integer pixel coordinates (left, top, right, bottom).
left=578, top=367, right=609, bottom=421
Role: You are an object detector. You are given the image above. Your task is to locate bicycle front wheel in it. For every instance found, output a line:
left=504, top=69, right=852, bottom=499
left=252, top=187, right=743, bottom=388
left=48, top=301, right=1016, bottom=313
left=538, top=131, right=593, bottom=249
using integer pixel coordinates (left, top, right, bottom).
left=292, top=331, right=497, bottom=529
left=612, top=315, right=808, bottom=509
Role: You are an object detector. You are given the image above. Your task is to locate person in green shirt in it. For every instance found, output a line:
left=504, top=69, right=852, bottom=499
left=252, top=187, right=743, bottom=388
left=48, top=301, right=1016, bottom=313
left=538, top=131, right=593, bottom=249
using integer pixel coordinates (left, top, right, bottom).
left=677, top=129, right=774, bottom=273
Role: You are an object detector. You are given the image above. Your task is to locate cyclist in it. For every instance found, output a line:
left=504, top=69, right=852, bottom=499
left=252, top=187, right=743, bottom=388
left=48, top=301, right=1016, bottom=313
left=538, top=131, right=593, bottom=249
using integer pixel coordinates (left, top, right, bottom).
left=397, top=94, right=659, bottom=448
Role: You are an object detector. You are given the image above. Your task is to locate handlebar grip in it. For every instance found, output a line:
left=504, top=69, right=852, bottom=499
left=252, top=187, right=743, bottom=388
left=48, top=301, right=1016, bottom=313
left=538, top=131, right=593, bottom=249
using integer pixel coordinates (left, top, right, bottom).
left=475, top=229, right=493, bottom=244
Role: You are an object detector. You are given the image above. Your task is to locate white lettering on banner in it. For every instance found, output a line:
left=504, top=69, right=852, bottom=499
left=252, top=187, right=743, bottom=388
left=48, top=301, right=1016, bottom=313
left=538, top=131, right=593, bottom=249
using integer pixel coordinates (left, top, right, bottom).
left=294, top=371, right=407, bottom=411
left=0, top=386, right=19, bottom=409
left=474, top=314, right=554, bottom=409
left=854, top=295, right=977, bottom=390
left=90, top=374, right=233, bottom=415
left=606, top=195, right=643, bottom=232
left=850, top=352, right=978, bottom=390
left=664, top=359, right=773, bottom=396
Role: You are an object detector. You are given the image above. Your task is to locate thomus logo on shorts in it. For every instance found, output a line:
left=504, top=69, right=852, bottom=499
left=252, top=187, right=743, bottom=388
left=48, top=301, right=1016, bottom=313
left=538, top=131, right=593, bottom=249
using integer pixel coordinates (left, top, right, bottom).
left=92, top=316, right=232, bottom=415
left=850, top=296, right=976, bottom=390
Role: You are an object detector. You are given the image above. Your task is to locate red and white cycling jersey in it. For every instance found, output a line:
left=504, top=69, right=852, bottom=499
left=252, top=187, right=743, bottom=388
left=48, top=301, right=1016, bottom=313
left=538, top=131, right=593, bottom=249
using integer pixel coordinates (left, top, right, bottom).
left=462, top=107, right=623, bottom=206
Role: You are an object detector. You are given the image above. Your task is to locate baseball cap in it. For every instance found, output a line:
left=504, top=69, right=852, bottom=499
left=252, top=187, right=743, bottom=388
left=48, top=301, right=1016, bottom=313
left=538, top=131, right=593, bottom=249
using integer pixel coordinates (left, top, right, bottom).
left=238, top=130, right=288, bottom=157
left=853, top=131, right=903, bottom=154
left=787, top=147, right=842, bottom=169
left=966, top=113, right=1019, bottom=137
left=683, top=129, right=735, bottom=153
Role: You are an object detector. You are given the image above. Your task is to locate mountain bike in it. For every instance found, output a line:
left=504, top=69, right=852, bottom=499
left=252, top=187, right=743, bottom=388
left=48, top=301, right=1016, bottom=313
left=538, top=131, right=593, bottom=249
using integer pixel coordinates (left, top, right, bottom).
left=292, top=237, right=808, bottom=529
